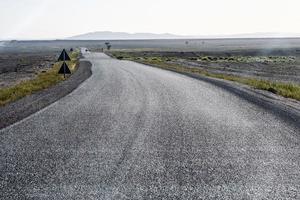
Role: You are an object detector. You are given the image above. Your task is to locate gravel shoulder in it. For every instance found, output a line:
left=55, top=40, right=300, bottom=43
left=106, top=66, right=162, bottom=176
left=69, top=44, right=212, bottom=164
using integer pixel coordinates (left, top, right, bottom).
left=0, top=61, right=92, bottom=129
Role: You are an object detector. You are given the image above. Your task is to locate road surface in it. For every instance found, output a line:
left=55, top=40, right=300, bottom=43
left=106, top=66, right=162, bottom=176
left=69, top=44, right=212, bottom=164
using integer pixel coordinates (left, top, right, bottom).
left=1, top=52, right=299, bottom=199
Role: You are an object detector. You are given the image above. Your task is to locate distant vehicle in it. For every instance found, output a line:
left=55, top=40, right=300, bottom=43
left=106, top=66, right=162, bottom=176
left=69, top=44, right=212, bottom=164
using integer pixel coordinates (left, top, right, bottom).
left=105, top=42, right=112, bottom=50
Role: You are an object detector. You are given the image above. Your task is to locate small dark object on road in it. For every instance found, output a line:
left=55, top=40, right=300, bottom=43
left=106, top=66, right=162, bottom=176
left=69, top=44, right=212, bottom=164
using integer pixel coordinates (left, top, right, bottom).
left=267, top=87, right=278, bottom=94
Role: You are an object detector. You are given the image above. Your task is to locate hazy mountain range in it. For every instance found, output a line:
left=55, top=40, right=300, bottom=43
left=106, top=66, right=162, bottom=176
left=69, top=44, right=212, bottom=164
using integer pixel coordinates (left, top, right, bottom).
left=68, top=31, right=185, bottom=40
left=68, top=31, right=300, bottom=40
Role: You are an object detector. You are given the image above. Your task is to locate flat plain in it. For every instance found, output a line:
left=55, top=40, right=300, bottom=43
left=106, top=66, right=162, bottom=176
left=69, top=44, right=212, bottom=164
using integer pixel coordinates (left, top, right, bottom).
left=2, top=38, right=300, bottom=88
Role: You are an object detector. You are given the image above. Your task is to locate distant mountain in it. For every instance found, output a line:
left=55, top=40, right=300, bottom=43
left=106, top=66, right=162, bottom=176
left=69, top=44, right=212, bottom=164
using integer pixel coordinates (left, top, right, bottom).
left=68, top=31, right=187, bottom=40
left=68, top=31, right=300, bottom=40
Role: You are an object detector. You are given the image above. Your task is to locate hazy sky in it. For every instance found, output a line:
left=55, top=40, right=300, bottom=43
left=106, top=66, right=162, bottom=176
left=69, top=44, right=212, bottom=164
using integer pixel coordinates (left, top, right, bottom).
left=0, top=0, right=300, bottom=39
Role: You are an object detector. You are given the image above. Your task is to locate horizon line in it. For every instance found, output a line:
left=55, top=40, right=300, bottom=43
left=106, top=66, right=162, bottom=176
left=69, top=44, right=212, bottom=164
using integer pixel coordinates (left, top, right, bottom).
left=2, top=36, right=300, bottom=42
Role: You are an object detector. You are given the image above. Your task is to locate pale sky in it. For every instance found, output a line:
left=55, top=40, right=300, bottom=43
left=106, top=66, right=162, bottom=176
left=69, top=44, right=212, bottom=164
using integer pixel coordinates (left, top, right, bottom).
left=0, top=0, right=300, bottom=39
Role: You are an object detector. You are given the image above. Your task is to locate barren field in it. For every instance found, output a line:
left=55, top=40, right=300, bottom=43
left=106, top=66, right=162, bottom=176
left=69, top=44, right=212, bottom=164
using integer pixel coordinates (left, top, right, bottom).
left=2, top=38, right=300, bottom=52
left=0, top=52, right=56, bottom=88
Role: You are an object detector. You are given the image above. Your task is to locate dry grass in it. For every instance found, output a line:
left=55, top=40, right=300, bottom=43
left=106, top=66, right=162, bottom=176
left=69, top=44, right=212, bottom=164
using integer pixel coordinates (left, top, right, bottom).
left=0, top=50, right=80, bottom=106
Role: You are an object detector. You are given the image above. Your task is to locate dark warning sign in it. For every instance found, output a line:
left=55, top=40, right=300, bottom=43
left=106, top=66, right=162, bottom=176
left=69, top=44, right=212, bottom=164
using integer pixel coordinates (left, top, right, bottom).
left=57, top=49, right=72, bottom=78
left=58, top=62, right=71, bottom=78
left=58, top=49, right=71, bottom=61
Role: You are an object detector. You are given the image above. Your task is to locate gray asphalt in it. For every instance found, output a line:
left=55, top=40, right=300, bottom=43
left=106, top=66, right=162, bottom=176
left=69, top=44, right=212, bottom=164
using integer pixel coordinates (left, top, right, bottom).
left=1, top=52, right=299, bottom=199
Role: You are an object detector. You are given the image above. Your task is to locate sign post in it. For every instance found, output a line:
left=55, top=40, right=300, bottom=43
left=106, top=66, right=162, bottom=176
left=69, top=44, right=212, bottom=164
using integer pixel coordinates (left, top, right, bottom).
left=58, top=49, right=71, bottom=78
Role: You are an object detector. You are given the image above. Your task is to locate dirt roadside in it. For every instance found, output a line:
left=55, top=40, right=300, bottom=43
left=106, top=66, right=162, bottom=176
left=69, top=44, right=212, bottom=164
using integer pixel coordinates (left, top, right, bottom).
left=0, top=61, right=92, bottom=129
left=0, top=52, right=56, bottom=89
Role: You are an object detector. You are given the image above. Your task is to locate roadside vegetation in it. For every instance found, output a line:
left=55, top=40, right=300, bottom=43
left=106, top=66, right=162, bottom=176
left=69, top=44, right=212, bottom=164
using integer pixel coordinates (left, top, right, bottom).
left=193, top=56, right=296, bottom=63
left=0, top=50, right=80, bottom=106
left=109, top=51, right=300, bottom=101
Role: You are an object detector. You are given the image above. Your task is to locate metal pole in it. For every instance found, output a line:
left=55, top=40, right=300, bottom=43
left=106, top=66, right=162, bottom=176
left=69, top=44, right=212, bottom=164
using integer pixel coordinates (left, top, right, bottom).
left=63, top=50, right=66, bottom=78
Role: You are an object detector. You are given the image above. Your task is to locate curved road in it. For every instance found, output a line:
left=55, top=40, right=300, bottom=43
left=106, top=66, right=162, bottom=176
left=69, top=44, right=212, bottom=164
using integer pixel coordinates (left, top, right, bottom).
left=1, top=52, right=299, bottom=199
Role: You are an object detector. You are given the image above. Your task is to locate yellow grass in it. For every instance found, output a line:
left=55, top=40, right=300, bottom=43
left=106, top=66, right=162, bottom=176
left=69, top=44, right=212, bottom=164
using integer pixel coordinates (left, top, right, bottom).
left=0, top=50, right=80, bottom=106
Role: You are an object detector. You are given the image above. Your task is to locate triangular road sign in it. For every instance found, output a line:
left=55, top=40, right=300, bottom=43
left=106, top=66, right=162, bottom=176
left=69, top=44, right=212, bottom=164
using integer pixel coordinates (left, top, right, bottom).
left=58, top=62, right=71, bottom=75
left=58, top=49, right=71, bottom=61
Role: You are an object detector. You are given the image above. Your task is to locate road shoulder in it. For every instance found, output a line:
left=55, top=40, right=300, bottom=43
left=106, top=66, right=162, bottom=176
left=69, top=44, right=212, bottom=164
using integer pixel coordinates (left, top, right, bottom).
left=0, top=61, right=92, bottom=130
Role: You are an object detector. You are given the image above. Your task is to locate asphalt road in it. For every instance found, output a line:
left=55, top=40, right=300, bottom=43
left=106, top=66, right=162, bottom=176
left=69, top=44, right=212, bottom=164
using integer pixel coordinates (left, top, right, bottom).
left=1, top=52, right=299, bottom=199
